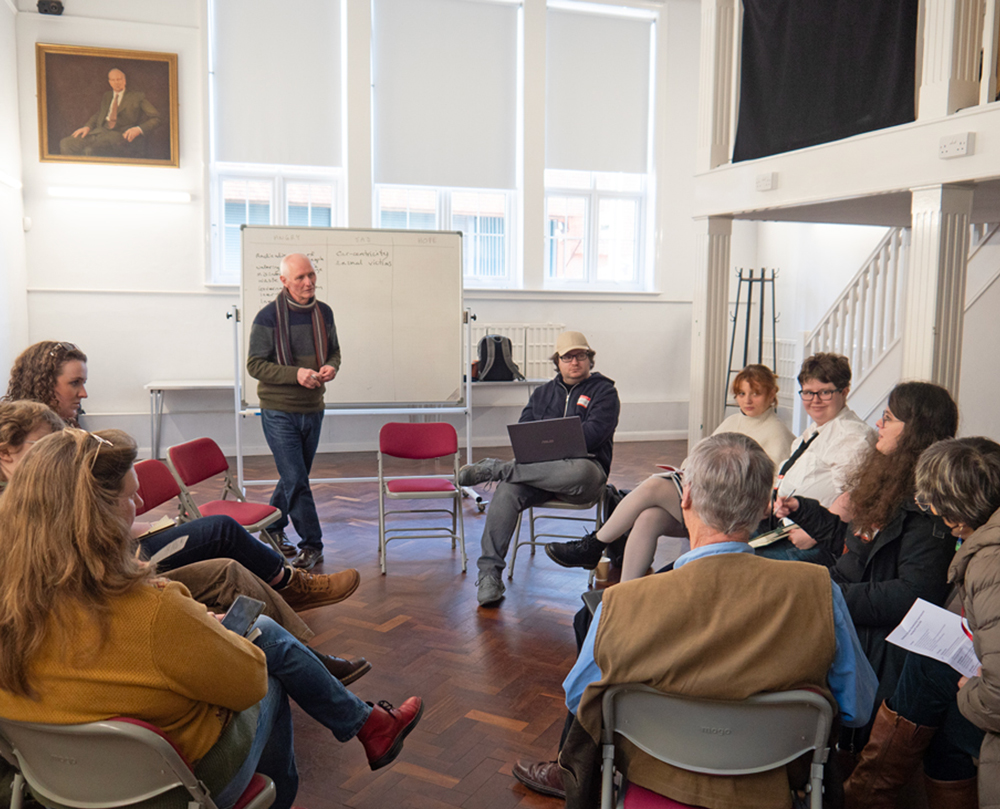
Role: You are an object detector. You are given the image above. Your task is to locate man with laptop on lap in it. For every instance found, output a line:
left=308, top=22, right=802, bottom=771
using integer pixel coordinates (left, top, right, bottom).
left=461, top=331, right=620, bottom=607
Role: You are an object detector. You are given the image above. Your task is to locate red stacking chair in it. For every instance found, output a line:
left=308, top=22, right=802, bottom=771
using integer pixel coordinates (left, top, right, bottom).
left=166, top=437, right=283, bottom=555
left=134, top=458, right=183, bottom=517
left=377, top=422, right=467, bottom=575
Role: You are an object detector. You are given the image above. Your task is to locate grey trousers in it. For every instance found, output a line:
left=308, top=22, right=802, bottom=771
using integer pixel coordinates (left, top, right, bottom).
left=476, top=458, right=607, bottom=576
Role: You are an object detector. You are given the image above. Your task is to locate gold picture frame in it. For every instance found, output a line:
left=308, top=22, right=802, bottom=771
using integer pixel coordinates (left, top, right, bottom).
left=36, top=43, right=179, bottom=167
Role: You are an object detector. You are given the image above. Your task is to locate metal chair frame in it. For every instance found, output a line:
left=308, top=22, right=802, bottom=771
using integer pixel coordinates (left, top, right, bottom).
left=508, top=488, right=605, bottom=579
left=599, top=684, right=833, bottom=809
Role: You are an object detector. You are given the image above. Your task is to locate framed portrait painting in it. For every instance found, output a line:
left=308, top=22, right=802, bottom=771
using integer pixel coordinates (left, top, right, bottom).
left=36, top=43, right=179, bottom=167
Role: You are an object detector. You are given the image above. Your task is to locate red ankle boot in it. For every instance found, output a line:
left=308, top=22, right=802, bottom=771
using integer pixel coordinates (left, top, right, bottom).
left=357, top=697, right=423, bottom=770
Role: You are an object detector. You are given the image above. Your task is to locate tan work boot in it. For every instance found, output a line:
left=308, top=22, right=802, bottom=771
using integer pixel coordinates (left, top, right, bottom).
left=924, top=775, right=979, bottom=809
left=279, top=567, right=360, bottom=611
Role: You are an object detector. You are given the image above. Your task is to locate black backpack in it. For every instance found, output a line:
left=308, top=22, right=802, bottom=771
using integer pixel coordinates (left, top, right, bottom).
left=477, top=335, right=525, bottom=381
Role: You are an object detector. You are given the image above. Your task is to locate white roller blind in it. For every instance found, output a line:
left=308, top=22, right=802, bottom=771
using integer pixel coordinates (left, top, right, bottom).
left=373, top=0, right=518, bottom=189
left=213, top=0, right=341, bottom=166
left=546, top=8, right=652, bottom=173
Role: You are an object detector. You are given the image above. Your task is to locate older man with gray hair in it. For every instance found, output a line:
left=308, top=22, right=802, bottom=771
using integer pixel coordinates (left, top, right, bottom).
left=513, top=432, right=877, bottom=808
left=248, top=253, right=341, bottom=571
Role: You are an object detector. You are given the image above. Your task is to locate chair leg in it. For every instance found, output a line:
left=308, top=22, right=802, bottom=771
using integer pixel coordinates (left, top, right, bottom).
left=508, top=511, right=524, bottom=580
left=378, top=486, right=387, bottom=575
left=259, top=528, right=284, bottom=556
left=456, top=492, right=467, bottom=573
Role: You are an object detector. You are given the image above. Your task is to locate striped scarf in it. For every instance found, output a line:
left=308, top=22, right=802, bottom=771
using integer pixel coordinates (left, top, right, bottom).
left=274, top=289, right=328, bottom=368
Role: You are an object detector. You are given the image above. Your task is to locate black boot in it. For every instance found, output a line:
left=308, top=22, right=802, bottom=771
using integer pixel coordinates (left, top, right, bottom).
left=545, top=531, right=606, bottom=570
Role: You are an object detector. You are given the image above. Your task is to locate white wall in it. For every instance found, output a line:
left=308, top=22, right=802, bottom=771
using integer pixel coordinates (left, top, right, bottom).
left=0, top=0, right=28, bottom=373
left=5, top=0, right=704, bottom=457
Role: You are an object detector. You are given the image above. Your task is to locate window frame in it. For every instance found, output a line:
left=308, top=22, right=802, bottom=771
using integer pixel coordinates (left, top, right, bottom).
left=543, top=170, right=646, bottom=291
left=374, top=183, right=516, bottom=288
left=210, top=163, right=343, bottom=285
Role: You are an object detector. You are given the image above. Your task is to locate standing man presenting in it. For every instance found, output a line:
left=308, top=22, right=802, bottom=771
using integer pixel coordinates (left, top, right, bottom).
left=461, top=331, right=620, bottom=607
left=248, top=253, right=341, bottom=571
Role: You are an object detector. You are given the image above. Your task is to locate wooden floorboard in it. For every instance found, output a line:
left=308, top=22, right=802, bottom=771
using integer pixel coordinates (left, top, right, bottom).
left=146, top=439, right=688, bottom=808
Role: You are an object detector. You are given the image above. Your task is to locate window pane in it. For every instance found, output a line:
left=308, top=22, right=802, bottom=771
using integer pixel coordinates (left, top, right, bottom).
left=376, top=186, right=439, bottom=230
left=286, top=182, right=334, bottom=227
left=545, top=196, right=587, bottom=280
left=597, top=198, right=638, bottom=282
left=221, top=179, right=272, bottom=280
left=452, top=191, right=507, bottom=280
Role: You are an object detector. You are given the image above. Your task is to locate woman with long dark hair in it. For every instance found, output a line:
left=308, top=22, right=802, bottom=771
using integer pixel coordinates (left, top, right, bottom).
left=0, top=428, right=422, bottom=809
left=775, top=381, right=959, bottom=746
left=844, top=437, right=1000, bottom=809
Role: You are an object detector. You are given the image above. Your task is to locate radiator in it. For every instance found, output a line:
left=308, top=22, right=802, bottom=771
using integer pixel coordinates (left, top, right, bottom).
left=471, top=322, right=564, bottom=380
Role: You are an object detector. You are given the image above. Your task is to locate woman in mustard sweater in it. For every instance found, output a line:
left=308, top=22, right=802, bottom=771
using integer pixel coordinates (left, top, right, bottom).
left=0, top=428, right=422, bottom=809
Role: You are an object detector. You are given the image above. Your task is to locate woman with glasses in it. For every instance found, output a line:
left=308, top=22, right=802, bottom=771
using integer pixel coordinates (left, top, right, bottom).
left=757, top=352, right=875, bottom=565
left=0, top=428, right=423, bottom=809
left=2, top=340, right=88, bottom=426
left=843, top=437, right=1000, bottom=809
left=546, top=364, right=795, bottom=581
left=773, top=381, right=959, bottom=747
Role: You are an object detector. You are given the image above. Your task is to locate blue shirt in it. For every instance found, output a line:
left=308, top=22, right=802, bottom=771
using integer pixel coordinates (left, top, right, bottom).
left=563, top=542, right=878, bottom=727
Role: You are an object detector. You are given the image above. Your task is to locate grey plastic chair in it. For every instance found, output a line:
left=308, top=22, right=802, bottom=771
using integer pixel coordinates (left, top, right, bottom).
left=0, top=716, right=275, bottom=809
left=600, top=684, right=833, bottom=809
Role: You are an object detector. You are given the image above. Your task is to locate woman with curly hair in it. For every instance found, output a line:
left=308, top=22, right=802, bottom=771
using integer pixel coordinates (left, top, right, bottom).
left=2, top=340, right=88, bottom=426
left=774, top=381, right=960, bottom=747
left=0, top=400, right=65, bottom=486
left=0, top=428, right=423, bottom=809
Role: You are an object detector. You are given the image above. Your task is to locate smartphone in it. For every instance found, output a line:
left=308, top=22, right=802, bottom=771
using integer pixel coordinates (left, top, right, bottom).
left=220, top=595, right=266, bottom=637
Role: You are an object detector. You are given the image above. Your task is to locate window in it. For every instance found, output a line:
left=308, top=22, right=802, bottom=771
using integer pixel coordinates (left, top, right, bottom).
left=545, top=170, right=644, bottom=288
left=212, top=166, right=340, bottom=284
left=375, top=185, right=513, bottom=284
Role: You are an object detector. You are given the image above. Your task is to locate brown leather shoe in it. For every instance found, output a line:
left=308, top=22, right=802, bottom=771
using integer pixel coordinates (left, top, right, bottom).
left=512, top=759, right=565, bottom=798
left=315, top=653, right=372, bottom=686
left=279, top=568, right=360, bottom=611
left=357, top=697, right=423, bottom=770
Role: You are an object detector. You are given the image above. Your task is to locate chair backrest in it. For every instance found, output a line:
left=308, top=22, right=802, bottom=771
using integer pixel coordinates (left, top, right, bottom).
left=601, top=685, right=832, bottom=809
left=168, top=438, right=230, bottom=487
left=134, top=459, right=182, bottom=515
left=379, top=422, right=458, bottom=460
left=0, top=715, right=218, bottom=809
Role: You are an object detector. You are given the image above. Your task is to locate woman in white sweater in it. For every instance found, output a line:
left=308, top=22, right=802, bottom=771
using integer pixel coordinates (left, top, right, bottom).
left=546, top=364, right=793, bottom=581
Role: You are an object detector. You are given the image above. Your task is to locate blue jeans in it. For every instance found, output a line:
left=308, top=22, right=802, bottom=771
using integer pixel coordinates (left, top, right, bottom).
left=139, top=515, right=285, bottom=582
left=214, top=617, right=372, bottom=809
left=889, top=653, right=983, bottom=781
left=261, top=409, right=325, bottom=550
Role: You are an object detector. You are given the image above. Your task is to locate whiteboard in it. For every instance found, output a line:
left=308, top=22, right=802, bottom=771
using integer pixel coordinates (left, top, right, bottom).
left=240, top=226, right=464, bottom=409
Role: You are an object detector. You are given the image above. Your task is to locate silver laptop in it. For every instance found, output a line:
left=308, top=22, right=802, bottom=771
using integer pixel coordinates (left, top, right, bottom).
left=507, top=417, right=588, bottom=464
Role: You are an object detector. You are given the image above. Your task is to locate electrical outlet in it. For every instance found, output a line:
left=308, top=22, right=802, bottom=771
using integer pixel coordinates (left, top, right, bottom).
left=755, top=172, right=777, bottom=191
left=939, top=132, right=975, bottom=159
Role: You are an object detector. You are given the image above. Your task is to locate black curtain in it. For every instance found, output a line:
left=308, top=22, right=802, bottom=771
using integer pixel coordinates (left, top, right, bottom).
left=732, top=0, right=919, bottom=162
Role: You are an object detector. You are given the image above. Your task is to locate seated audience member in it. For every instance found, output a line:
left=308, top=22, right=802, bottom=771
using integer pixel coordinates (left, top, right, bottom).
left=844, top=437, right=1000, bottom=809
left=514, top=433, right=877, bottom=808
left=774, top=381, right=959, bottom=747
left=757, top=352, right=875, bottom=564
left=0, top=428, right=423, bottom=809
left=546, top=363, right=795, bottom=580
left=2, top=340, right=357, bottom=612
left=461, top=331, right=620, bottom=607
left=0, top=403, right=367, bottom=684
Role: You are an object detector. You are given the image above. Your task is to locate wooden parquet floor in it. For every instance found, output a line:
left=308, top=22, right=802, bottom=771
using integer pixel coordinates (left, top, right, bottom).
left=150, top=439, right=688, bottom=809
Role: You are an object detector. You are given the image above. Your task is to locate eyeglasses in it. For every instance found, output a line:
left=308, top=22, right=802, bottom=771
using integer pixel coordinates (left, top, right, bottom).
left=913, top=494, right=933, bottom=513
left=49, top=341, right=78, bottom=357
left=881, top=409, right=902, bottom=424
left=798, top=388, right=842, bottom=401
left=89, top=432, right=113, bottom=470
left=559, top=352, right=590, bottom=364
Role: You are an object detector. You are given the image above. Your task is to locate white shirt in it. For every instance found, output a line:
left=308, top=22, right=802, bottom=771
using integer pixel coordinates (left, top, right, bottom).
left=712, top=408, right=796, bottom=467
left=776, top=406, right=875, bottom=507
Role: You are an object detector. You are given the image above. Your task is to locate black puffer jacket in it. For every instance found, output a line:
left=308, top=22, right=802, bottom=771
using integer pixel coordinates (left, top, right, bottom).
left=518, top=372, right=620, bottom=475
left=793, top=497, right=955, bottom=719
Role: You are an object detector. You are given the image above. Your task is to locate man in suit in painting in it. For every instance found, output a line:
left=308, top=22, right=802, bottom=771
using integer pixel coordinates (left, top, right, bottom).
left=59, top=67, right=161, bottom=158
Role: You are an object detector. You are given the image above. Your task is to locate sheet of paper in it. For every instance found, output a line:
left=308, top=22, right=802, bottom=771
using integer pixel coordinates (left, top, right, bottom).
left=886, top=598, right=981, bottom=678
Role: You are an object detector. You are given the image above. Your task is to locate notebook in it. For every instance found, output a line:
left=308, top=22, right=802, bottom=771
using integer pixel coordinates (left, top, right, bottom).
left=507, top=416, right=589, bottom=464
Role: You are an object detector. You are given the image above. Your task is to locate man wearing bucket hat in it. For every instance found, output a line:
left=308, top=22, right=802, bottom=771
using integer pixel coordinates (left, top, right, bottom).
left=461, top=331, right=620, bottom=607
